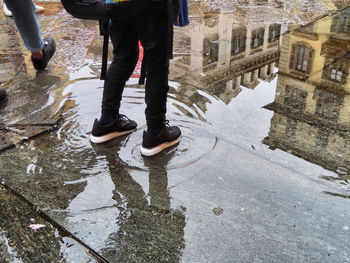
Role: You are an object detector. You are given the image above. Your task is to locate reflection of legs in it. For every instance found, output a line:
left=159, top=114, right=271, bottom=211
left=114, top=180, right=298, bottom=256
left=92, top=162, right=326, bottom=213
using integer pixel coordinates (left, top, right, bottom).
left=101, top=150, right=186, bottom=262
left=4, top=0, right=43, bottom=52
left=0, top=88, right=8, bottom=104
left=112, top=170, right=148, bottom=209
left=104, top=148, right=172, bottom=212
left=148, top=165, right=171, bottom=210
left=105, top=152, right=148, bottom=209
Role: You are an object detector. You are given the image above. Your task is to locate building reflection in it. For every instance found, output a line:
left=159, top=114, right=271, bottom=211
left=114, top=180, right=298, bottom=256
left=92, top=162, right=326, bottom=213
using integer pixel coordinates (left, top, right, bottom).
left=170, top=7, right=287, bottom=114
left=264, top=7, right=350, bottom=183
left=237, top=0, right=273, bottom=5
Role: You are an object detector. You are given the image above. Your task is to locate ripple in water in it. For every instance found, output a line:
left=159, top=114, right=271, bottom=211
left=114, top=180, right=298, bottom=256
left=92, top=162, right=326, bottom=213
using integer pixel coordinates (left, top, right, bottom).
left=54, top=79, right=218, bottom=170
left=118, top=120, right=217, bottom=171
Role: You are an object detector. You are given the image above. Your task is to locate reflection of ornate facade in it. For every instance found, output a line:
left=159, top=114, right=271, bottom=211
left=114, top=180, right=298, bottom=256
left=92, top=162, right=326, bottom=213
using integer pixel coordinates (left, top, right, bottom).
left=264, top=8, right=350, bottom=181
left=237, top=0, right=273, bottom=6
left=170, top=10, right=288, bottom=109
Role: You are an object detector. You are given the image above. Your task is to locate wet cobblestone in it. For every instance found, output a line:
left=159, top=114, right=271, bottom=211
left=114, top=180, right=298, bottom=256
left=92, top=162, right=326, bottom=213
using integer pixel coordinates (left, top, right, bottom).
left=1, top=1, right=350, bottom=262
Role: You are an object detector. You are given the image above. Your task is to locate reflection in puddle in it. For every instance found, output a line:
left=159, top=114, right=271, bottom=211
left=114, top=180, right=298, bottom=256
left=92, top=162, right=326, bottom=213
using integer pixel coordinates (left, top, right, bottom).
left=2, top=1, right=350, bottom=261
left=89, top=143, right=186, bottom=261
left=118, top=123, right=218, bottom=171
left=264, top=7, right=350, bottom=196
left=171, top=10, right=284, bottom=99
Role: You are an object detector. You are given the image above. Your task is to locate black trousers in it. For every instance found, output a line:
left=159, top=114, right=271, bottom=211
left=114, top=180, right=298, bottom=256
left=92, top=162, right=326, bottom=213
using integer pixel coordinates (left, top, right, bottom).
left=102, top=1, right=171, bottom=129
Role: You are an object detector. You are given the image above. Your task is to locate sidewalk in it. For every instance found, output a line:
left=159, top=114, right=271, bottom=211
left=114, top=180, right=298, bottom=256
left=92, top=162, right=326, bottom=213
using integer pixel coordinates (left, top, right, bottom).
left=1, top=1, right=350, bottom=263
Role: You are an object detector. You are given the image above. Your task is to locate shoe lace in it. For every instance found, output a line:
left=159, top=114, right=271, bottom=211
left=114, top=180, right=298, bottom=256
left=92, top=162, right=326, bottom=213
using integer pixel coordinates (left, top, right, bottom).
left=164, top=120, right=170, bottom=127
left=119, top=114, right=129, bottom=120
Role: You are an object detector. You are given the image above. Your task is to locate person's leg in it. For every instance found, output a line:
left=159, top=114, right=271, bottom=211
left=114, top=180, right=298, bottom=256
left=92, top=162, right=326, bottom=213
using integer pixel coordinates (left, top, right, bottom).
left=90, top=7, right=139, bottom=144
left=4, top=0, right=56, bottom=70
left=100, top=14, right=139, bottom=125
left=143, top=56, right=169, bottom=133
left=4, top=0, right=43, bottom=53
left=3, top=0, right=44, bottom=17
left=140, top=1, right=170, bottom=133
left=139, top=1, right=181, bottom=156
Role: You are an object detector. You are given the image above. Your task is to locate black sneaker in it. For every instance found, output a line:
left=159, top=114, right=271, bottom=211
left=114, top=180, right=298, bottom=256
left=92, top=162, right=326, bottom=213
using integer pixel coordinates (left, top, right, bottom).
left=90, top=114, right=137, bottom=144
left=31, top=37, right=56, bottom=70
left=140, top=121, right=181, bottom=156
left=0, top=88, right=8, bottom=104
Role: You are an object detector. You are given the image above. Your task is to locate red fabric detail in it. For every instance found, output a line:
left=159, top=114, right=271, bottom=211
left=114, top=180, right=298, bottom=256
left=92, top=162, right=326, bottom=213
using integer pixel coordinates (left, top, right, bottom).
left=131, top=41, right=144, bottom=78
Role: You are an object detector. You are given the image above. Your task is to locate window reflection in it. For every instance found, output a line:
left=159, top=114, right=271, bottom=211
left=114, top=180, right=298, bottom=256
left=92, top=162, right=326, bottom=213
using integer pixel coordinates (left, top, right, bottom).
left=289, top=44, right=314, bottom=74
left=331, top=15, right=350, bottom=34
left=251, top=28, right=264, bottom=49
left=231, top=28, right=246, bottom=55
left=203, top=37, right=219, bottom=65
left=268, top=24, right=281, bottom=43
left=322, top=57, right=349, bottom=84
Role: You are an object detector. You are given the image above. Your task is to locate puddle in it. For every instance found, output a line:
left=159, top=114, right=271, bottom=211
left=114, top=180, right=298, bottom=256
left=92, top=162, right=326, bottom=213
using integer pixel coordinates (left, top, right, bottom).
left=2, top=0, right=350, bottom=217
left=1, top=2, right=350, bottom=262
left=262, top=7, right=350, bottom=196
left=118, top=122, right=218, bottom=171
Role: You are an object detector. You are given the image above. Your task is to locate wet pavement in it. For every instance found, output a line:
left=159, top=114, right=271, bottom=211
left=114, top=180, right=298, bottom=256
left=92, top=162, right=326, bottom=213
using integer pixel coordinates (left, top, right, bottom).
left=1, top=0, right=350, bottom=262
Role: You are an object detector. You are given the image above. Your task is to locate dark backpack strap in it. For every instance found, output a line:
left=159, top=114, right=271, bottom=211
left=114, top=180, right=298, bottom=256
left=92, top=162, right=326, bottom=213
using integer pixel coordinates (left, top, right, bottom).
left=61, top=0, right=107, bottom=20
left=138, top=51, right=146, bottom=85
left=100, top=19, right=110, bottom=80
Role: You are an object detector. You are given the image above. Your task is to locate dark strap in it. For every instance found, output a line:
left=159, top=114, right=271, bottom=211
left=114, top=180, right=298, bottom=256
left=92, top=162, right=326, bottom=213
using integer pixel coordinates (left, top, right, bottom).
left=100, top=19, right=110, bottom=80
left=138, top=53, right=146, bottom=85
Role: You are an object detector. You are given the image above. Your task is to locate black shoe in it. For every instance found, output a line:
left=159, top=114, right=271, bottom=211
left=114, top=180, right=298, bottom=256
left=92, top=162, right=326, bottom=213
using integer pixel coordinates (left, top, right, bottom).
left=90, top=114, right=137, bottom=143
left=31, top=37, right=56, bottom=70
left=0, top=88, right=8, bottom=104
left=140, top=121, right=181, bottom=156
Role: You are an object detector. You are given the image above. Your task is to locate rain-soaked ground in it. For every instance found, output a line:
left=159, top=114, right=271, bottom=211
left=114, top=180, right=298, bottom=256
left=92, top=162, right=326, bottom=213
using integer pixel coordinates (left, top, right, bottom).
left=1, top=0, right=350, bottom=262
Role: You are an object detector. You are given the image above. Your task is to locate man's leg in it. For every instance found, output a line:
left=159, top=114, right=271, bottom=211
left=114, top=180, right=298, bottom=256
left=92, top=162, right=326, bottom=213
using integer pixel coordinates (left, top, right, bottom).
left=3, top=0, right=44, bottom=17
left=89, top=13, right=139, bottom=144
left=139, top=1, right=181, bottom=156
left=141, top=5, right=169, bottom=133
left=4, top=0, right=43, bottom=53
left=4, top=0, right=56, bottom=70
left=100, top=17, right=139, bottom=124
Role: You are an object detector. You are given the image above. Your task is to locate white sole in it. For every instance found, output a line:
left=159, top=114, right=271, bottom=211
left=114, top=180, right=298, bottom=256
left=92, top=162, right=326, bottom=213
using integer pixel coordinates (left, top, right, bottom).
left=140, top=135, right=181, bottom=156
left=3, top=3, right=12, bottom=16
left=35, top=5, right=44, bottom=13
left=90, top=129, right=135, bottom=144
left=3, top=4, right=44, bottom=17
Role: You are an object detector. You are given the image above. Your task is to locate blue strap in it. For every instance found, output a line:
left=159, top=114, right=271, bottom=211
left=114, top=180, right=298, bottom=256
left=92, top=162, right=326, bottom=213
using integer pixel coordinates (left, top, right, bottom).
left=105, top=0, right=130, bottom=3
